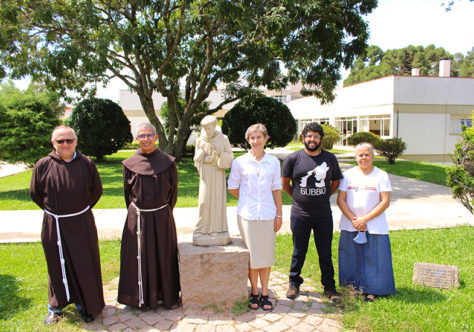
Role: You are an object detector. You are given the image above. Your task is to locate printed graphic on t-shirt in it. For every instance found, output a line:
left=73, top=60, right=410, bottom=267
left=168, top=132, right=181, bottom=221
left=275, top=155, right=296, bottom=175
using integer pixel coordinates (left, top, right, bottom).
left=347, top=180, right=377, bottom=192
left=298, top=162, right=329, bottom=196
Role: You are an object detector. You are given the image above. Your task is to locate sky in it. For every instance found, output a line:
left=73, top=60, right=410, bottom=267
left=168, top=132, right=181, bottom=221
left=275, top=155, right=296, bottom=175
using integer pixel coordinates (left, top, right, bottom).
left=13, top=0, right=474, bottom=102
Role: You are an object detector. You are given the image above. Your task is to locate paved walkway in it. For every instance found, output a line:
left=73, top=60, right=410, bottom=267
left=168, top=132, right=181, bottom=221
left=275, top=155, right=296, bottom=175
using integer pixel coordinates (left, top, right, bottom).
left=1, top=161, right=472, bottom=243
left=81, top=270, right=342, bottom=331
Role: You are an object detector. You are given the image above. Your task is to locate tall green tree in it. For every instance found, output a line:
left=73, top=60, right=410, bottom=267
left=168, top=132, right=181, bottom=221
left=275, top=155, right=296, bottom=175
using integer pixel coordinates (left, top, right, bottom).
left=344, top=45, right=473, bottom=86
left=160, top=98, right=210, bottom=153
left=0, top=0, right=377, bottom=160
left=452, top=47, right=474, bottom=77
left=0, top=82, right=61, bottom=165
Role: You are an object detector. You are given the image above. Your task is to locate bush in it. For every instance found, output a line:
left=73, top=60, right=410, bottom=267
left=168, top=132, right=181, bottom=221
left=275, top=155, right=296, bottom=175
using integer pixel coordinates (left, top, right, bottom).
left=347, top=131, right=381, bottom=146
left=68, top=98, right=132, bottom=161
left=446, top=126, right=473, bottom=214
left=0, top=83, right=60, bottom=166
left=375, top=137, right=406, bottom=164
left=321, top=124, right=341, bottom=150
left=222, top=95, right=296, bottom=149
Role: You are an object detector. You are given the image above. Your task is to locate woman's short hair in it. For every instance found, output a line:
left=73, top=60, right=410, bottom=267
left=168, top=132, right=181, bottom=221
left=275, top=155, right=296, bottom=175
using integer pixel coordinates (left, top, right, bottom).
left=245, top=123, right=269, bottom=141
left=355, top=142, right=375, bottom=156
left=136, top=123, right=156, bottom=137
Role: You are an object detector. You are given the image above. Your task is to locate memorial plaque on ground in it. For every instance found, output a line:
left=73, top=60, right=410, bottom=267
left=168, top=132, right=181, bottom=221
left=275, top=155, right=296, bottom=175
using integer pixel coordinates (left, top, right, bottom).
left=412, top=262, right=459, bottom=289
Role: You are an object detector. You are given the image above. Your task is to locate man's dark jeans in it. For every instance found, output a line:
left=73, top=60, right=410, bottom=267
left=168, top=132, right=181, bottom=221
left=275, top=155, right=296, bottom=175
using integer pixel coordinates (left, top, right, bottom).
left=289, top=214, right=336, bottom=291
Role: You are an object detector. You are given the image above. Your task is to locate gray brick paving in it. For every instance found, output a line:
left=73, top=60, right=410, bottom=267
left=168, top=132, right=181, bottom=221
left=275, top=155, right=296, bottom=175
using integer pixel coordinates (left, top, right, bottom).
left=83, top=270, right=342, bottom=331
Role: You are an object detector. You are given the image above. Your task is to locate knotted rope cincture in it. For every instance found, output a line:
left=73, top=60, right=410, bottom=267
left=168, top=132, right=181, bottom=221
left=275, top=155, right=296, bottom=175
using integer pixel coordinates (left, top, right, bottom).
left=131, top=202, right=168, bottom=307
left=44, top=205, right=90, bottom=301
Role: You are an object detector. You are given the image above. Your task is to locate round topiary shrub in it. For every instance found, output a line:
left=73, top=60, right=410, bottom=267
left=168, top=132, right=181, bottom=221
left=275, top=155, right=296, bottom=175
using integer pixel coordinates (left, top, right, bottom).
left=375, top=137, right=407, bottom=164
left=321, top=124, right=341, bottom=150
left=347, top=131, right=381, bottom=146
left=68, top=98, right=132, bottom=161
left=222, top=95, right=296, bottom=149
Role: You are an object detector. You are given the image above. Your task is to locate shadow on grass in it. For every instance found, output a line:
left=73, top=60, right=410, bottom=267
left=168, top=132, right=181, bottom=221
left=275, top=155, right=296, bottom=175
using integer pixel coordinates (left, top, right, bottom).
left=0, top=274, right=31, bottom=320
left=392, top=286, right=447, bottom=304
left=0, top=189, right=31, bottom=203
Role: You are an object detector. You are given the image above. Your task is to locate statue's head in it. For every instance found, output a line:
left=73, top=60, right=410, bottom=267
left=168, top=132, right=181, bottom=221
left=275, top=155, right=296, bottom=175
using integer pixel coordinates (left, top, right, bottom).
left=201, top=115, right=218, bottom=137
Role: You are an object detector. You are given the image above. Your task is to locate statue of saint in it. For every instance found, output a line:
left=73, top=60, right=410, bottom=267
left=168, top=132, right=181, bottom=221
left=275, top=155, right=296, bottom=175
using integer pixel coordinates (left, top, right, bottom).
left=193, top=116, right=234, bottom=246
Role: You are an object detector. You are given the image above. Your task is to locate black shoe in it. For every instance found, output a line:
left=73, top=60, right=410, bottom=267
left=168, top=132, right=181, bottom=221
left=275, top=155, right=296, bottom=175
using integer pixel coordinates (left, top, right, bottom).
left=286, top=284, right=300, bottom=299
left=79, top=309, right=94, bottom=323
left=44, top=311, right=61, bottom=325
left=323, top=288, right=342, bottom=303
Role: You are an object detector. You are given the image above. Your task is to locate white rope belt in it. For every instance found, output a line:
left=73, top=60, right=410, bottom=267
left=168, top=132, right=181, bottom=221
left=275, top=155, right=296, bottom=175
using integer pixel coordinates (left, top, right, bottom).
left=131, top=202, right=168, bottom=307
left=44, top=205, right=90, bottom=302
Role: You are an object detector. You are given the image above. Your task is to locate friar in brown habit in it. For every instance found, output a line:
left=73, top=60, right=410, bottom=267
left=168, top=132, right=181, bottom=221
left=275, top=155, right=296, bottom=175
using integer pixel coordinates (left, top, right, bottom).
left=30, top=125, right=104, bottom=325
left=118, top=122, right=180, bottom=310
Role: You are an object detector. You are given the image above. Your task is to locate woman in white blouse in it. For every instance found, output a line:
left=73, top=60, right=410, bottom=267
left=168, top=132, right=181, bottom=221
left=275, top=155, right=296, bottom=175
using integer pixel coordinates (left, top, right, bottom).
left=337, top=142, right=396, bottom=302
left=228, top=123, right=283, bottom=311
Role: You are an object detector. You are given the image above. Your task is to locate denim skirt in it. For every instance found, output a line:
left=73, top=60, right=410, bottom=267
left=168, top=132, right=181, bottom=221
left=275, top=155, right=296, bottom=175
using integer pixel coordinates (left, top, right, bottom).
left=338, top=230, right=396, bottom=296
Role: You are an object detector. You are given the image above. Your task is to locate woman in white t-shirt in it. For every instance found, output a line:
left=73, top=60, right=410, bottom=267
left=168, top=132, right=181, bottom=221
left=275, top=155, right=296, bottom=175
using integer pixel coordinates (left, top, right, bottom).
left=228, top=124, right=283, bottom=311
left=336, top=142, right=396, bottom=302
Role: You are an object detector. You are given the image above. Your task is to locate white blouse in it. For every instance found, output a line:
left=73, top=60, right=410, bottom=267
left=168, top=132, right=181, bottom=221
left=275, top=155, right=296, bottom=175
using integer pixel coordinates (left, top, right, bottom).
left=228, top=152, right=282, bottom=220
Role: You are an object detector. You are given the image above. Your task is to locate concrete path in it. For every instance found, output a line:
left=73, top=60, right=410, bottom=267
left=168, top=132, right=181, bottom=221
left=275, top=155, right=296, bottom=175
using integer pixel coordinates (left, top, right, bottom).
left=1, top=162, right=472, bottom=243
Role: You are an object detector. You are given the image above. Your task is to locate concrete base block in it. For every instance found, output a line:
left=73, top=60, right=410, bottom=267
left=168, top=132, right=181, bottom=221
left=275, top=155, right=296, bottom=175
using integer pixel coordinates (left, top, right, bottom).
left=192, top=231, right=232, bottom=246
left=178, top=235, right=249, bottom=310
left=413, top=262, right=459, bottom=289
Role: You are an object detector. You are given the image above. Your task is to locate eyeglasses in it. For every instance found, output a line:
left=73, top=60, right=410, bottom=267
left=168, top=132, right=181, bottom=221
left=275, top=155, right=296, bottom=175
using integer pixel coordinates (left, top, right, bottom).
left=55, top=139, right=75, bottom=144
left=137, top=134, right=155, bottom=140
left=305, top=134, right=321, bottom=139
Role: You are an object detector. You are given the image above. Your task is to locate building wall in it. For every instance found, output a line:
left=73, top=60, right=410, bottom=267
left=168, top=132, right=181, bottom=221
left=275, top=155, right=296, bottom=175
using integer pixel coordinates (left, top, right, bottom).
left=287, top=76, right=474, bottom=161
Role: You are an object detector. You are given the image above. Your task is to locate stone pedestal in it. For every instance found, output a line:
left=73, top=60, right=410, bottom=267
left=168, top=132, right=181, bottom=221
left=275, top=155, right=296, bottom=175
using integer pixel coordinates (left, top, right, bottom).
left=178, top=235, right=249, bottom=310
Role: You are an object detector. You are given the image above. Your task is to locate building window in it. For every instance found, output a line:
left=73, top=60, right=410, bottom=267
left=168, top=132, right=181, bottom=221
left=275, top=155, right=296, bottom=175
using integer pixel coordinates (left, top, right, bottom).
left=335, top=117, right=358, bottom=145
left=451, top=117, right=473, bottom=134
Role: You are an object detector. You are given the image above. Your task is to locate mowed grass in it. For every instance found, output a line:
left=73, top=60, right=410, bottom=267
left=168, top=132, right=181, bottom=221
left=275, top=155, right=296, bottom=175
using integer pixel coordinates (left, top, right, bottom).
left=0, top=227, right=472, bottom=331
left=0, top=150, right=450, bottom=210
left=0, top=150, right=289, bottom=210
left=0, top=240, right=120, bottom=331
left=274, top=226, right=473, bottom=332
left=345, top=160, right=450, bottom=186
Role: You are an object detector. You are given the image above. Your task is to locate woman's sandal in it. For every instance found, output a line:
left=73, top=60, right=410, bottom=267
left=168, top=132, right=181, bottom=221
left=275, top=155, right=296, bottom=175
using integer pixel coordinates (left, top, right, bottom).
left=248, top=293, right=259, bottom=310
left=365, top=294, right=377, bottom=302
left=259, top=295, right=273, bottom=311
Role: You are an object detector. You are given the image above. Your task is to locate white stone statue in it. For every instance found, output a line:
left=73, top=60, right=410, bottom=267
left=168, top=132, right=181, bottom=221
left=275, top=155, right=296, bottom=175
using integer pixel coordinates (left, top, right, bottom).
left=193, top=116, right=234, bottom=246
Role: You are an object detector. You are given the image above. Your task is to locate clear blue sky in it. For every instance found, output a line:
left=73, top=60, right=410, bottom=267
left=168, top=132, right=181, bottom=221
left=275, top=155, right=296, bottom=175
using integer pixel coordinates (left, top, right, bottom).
left=13, top=0, right=474, bottom=100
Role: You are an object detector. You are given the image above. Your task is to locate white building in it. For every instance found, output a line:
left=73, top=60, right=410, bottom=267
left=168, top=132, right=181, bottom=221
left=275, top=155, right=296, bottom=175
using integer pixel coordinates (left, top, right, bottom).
left=119, top=83, right=303, bottom=139
left=287, top=72, right=474, bottom=162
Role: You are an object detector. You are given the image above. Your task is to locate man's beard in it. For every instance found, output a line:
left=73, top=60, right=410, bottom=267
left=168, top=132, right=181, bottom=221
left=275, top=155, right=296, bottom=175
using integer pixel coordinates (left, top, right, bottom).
left=304, top=140, right=321, bottom=152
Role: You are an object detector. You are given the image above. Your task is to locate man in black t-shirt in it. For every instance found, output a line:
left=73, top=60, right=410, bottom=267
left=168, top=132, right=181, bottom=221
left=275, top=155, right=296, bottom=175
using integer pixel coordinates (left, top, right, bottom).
left=282, top=122, right=342, bottom=302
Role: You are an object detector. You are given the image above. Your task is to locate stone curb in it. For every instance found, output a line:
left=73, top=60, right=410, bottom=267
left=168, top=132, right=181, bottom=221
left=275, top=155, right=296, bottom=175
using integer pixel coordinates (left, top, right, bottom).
left=83, top=270, right=342, bottom=331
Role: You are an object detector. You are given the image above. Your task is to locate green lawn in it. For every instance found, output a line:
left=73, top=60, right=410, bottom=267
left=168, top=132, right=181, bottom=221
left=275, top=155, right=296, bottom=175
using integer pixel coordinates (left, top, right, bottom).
left=0, top=151, right=449, bottom=210
left=344, top=160, right=450, bottom=186
left=1, top=227, right=472, bottom=331
left=0, top=240, right=120, bottom=331
left=0, top=150, right=289, bottom=210
left=274, top=226, right=473, bottom=332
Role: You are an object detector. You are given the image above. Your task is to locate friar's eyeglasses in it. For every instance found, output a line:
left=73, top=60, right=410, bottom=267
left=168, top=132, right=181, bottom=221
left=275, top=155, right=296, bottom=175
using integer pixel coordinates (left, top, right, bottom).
left=55, top=139, right=75, bottom=144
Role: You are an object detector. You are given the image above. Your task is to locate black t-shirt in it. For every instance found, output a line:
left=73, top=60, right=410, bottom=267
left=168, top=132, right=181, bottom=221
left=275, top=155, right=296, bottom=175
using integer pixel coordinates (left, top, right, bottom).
left=282, top=149, right=343, bottom=218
